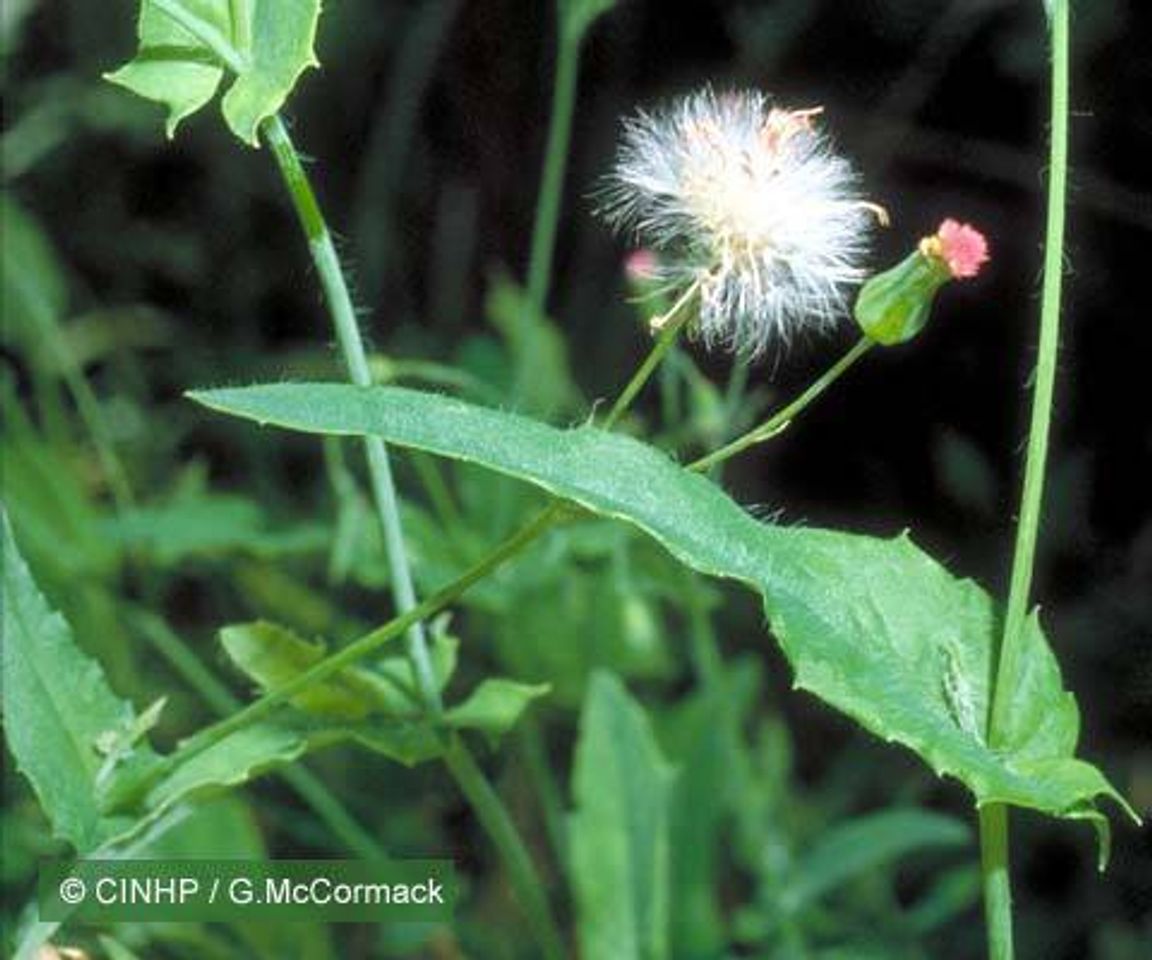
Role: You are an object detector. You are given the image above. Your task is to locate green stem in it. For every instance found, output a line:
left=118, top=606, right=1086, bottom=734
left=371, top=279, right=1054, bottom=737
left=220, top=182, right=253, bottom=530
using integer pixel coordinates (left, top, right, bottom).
left=38, top=315, right=136, bottom=516
left=689, top=337, right=874, bottom=472
left=520, top=716, right=571, bottom=876
left=147, top=506, right=560, bottom=790
left=262, top=115, right=442, bottom=718
left=133, top=610, right=388, bottom=861
left=149, top=283, right=834, bottom=782
left=4, top=231, right=135, bottom=513
left=603, top=280, right=701, bottom=428
left=987, top=0, right=1069, bottom=745
left=979, top=804, right=1014, bottom=960
left=444, top=734, right=566, bottom=960
left=135, top=274, right=698, bottom=773
left=522, top=24, right=581, bottom=351
left=980, top=4, right=1070, bottom=957
left=144, top=8, right=558, bottom=948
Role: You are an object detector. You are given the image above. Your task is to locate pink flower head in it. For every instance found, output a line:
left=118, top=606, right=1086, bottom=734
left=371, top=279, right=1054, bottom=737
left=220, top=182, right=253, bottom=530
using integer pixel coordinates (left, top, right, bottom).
left=931, top=219, right=989, bottom=279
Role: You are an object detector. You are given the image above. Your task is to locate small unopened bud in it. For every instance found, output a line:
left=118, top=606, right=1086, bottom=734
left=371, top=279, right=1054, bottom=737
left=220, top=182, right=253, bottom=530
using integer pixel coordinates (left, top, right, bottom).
left=624, top=248, right=660, bottom=286
left=855, top=219, right=988, bottom=345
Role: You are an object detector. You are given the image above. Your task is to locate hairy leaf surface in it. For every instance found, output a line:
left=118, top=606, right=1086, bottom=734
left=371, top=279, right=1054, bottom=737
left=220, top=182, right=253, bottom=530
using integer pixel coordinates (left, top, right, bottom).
left=191, top=383, right=1137, bottom=854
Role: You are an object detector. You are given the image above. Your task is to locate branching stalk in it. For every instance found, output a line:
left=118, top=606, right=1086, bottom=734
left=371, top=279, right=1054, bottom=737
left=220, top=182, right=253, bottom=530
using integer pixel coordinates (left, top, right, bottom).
left=689, top=337, right=873, bottom=472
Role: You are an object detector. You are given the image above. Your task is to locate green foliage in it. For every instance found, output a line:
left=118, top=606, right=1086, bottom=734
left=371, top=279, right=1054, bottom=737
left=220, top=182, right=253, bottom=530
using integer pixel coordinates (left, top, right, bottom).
left=105, top=0, right=321, bottom=143
left=191, top=382, right=1135, bottom=853
left=486, top=274, right=583, bottom=417
left=109, top=489, right=327, bottom=564
left=783, top=809, right=971, bottom=913
left=0, top=513, right=142, bottom=851
left=139, top=722, right=313, bottom=820
left=6, top=0, right=1143, bottom=954
left=659, top=661, right=759, bottom=954
left=443, top=678, right=551, bottom=743
left=220, top=618, right=549, bottom=751
left=221, top=621, right=396, bottom=720
left=0, top=193, right=68, bottom=359
left=569, top=672, right=674, bottom=960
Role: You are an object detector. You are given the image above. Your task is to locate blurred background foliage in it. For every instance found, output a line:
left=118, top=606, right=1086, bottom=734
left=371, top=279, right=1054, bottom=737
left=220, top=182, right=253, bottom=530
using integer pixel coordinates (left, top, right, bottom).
left=2, top=0, right=1149, bottom=957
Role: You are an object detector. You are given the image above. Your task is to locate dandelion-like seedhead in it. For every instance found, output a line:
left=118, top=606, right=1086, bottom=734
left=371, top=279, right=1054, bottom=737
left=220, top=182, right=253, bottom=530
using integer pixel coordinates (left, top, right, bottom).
left=599, top=88, right=878, bottom=356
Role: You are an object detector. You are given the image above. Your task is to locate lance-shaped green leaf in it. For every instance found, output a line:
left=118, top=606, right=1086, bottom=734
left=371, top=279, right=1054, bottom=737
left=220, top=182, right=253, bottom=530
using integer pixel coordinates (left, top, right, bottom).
left=570, top=672, right=675, bottom=960
left=190, top=383, right=1139, bottom=861
left=1, top=513, right=138, bottom=851
left=106, top=0, right=321, bottom=144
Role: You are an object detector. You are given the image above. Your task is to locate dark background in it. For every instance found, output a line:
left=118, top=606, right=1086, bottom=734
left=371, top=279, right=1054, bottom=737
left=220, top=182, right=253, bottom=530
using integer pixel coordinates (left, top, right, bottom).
left=4, top=0, right=1150, bottom=956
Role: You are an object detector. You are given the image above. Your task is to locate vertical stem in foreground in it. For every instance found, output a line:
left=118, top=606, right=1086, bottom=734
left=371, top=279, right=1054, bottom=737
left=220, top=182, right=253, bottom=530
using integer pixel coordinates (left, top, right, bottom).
left=980, top=2, right=1070, bottom=957
left=261, top=115, right=565, bottom=954
left=262, top=116, right=442, bottom=717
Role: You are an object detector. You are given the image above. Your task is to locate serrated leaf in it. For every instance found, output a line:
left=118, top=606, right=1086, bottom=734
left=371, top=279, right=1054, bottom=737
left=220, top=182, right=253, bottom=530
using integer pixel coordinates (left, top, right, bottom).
left=445, top=678, right=550, bottom=742
left=106, top=0, right=320, bottom=144
left=784, top=809, right=971, bottom=912
left=1, top=512, right=137, bottom=851
left=190, top=383, right=1139, bottom=856
left=105, top=1, right=227, bottom=138
left=569, top=672, right=674, bottom=960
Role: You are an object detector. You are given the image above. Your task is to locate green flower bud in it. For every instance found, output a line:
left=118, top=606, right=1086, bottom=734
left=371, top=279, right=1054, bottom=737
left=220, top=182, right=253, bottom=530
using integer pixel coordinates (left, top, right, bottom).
left=854, top=219, right=989, bottom=345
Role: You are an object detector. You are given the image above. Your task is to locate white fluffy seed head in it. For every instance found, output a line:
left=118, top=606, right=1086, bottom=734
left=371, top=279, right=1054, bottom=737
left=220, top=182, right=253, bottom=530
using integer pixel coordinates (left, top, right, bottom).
left=599, top=88, right=876, bottom=356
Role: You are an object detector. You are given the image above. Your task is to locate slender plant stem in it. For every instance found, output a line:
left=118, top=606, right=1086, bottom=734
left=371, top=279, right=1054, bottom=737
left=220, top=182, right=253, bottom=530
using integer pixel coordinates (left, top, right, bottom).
left=522, top=24, right=581, bottom=348
left=979, top=804, right=1014, bottom=960
left=7, top=233, right=136, bottom=512
left=603, top=281, right=700, bottom=428
left=142, top=8, right=556, bottom=952
left=262, top=115, right=443, bottom=718
left=144, top=281, right=818, bottom=778
left=689, top=337, right=874, bottom=472
left=987, top=0, right=1069, bottom=746
left=519, top=716, right=572, bottom=876
left=979, top=4, right=1070, bottom=958
left=444, top=735, right=566, bottom=960
left=135, top=506, right=561, bottom=797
